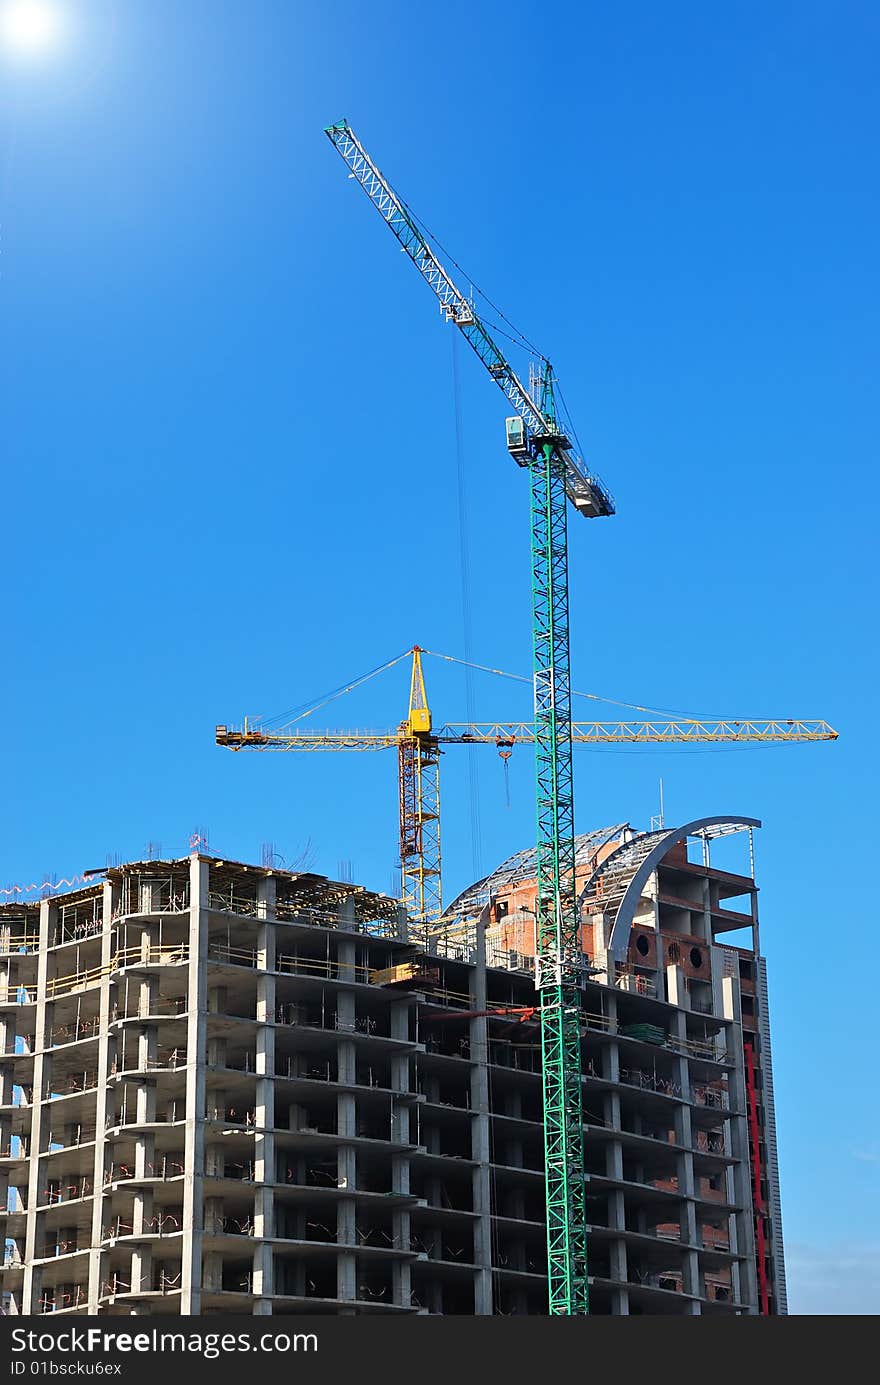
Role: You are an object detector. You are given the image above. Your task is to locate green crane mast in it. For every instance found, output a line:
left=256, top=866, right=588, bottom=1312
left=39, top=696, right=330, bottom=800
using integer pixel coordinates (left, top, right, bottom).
left=324, top=119, right=614, bottom=1315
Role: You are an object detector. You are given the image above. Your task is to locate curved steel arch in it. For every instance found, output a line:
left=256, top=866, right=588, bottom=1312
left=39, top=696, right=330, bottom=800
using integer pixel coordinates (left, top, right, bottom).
left=580, top=816, right=761, bottom=964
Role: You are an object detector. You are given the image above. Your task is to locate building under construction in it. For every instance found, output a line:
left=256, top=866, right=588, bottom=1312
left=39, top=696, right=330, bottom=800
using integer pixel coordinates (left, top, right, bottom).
left=0, top=815, right=786, bottom=1316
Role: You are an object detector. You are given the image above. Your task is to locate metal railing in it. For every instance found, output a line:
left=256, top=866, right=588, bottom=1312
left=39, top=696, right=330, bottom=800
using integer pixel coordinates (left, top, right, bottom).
left=668, top=1033, right=721, bottom=1061
left=274, top=900, right=400, bottom=939
left=44, top=1072, right=99, bottom=1099
left=109, top=1044, right=187, bottom=1075
left=117, top=877, right=190, bottom=918
left=0, top=930, right=40, bottom=955
left=277, top=953, right=372, bottom=983
left=695, top=1130, right=726, bottom=1155
left=111, top=995, right=187, bottom=1021
left=207, top=941, right=258, bottom=966
left=38, top=1286, right=87, bottom=1313
left=45, top=1126, right=96, bottom=1150
left=693, top=1084, right=728, bottom=1109
left=40, top=1178, right=93, bottom=1207
left=619, top=1068, right=682, bottom=1098
left=38, top=944, right=188, bottom=1004
left=48, top=1017, right=101, bottom=1047
left=103, top=1156, right=185, bottom=1185
left=103, top=1212, right=181, bottom=1239
left=0, top=983, right=38, bottom=1005
left=39, top=1238, right=79, bottom=1259
left=56, top=919, right=102, bottom=945
left=207, top=891, right=260, bottom=918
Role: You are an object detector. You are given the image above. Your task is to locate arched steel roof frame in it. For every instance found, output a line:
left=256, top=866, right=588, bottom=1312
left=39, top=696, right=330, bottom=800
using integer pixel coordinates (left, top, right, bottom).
left=579, top=816, right=761, bottom=964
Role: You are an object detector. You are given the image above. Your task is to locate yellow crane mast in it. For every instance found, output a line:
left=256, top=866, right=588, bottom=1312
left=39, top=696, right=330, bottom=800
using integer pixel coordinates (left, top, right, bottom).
left=216, top=647, right=838, bottom=925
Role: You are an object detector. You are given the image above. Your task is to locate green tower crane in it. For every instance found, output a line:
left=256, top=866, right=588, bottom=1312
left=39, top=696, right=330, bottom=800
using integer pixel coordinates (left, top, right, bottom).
left=324, top=120, right=614, bottom=1314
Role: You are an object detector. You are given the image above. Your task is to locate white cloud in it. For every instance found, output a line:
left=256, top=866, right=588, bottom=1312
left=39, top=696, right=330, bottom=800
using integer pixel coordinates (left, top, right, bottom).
left=786, top=1243, right=880, bottom=1315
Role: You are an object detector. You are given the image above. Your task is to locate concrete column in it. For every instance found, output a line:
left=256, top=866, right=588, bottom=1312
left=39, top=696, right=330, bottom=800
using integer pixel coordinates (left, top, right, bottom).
left=131, top=1185, right=153, bottom=1237
left=608, top=1186, right=626, bottom=1230
left=201, top=1252, right=222, bottom=1292
left=253, top=1188, right=275, bottom=1312
left=0, top=971, right=17, bottom=1195
left=253, top=877, right=276, bottom=1315
left=138, top=972, right=159, bottom=1020
left=607, top=1165, right=630, bottom=1313
left=395, top=904, right=408, bottom=941
left=605, top=1137, right=624, bottom=1182
left=699, top=877, right=712, bottom=943
left=470, top=903, right=492, bottom=1316
left=208, top=1088, right=227, bottom=1122
left=608, top=1230, right=628, bottom=1307
left=22, top=897, right=52, bottom=1314
left=666, top=964, right=687, bottom=1010
left=130, top=1244, right=153, bottom=1295
left=610, top=1283, right=630, bottom=1314
left=335, top=906, right=357, bottom=1307
left=135, top=1075, right=156, bottom=1125
left=336, top=1079, right=357, bottom=1305
left=389, top=999, right=412, bottom=1310
left=203, top=1196, right=223, bottom=1234
left=603, top=1028, right=624, bottom=1184
left=425, top=1205, right=443, bottom=1314
left=181, top=855, right=209, bottom=1314
left=669, top=1006, right=699, bottom=1311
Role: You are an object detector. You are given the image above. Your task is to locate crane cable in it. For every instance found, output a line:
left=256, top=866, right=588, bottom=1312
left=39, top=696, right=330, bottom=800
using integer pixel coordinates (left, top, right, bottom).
left=258, top=650, right=412, bottom=730
left=420, top=648, right=775, bottom=723
left=420, top=648, right=698, bottom=718
left=452, top=333, right=484, bottom=875
left=253, top=647, right=815, bottom=735
left=401, top=196, right=544, bottom=359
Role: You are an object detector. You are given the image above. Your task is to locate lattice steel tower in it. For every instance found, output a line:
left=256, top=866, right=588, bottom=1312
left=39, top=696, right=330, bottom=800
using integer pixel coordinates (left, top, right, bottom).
left=324, top=119, right=614, bottom=1313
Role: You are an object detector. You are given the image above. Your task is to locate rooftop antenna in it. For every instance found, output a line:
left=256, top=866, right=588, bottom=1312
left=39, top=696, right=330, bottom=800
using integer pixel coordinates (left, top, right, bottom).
left=650, top=777, right=665, bottom=832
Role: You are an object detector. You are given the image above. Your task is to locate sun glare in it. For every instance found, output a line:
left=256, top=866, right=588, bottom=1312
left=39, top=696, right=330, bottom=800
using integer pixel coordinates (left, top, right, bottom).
left=1, top=0, right=63, bottom=58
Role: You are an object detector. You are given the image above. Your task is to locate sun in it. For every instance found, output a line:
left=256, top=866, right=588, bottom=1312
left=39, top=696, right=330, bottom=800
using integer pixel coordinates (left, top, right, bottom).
left=1, top=0, right=63, bottom=57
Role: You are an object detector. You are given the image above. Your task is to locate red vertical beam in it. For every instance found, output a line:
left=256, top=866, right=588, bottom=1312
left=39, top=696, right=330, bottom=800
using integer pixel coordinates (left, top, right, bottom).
left=744, top=1037, right=771, bottom=1315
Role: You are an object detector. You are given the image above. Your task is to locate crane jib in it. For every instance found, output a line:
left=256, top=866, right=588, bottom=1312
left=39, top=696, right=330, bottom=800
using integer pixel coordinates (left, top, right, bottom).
left=325, top=120, right=615, bottom=519
left=325, top=122, right=547, bottom=436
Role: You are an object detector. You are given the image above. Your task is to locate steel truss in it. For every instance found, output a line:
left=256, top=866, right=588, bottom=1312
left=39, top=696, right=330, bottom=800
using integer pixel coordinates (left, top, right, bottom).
left=529, top=368, right=589, bottom=1310
left=398, top=730, right=441, bottom=928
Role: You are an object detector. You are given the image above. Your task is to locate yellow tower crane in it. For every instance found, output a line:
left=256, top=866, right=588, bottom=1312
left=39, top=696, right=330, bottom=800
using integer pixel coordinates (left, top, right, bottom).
left=215, top=646, right=838, bottom=925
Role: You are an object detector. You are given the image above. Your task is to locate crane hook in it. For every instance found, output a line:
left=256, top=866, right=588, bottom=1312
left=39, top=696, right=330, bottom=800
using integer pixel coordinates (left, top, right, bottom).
left=497, top=738, right=514, bottom=809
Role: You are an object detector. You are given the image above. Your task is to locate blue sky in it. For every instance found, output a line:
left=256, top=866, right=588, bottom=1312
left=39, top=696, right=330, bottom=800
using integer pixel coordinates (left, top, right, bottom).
left=2, top=0, right=877, bottom=1313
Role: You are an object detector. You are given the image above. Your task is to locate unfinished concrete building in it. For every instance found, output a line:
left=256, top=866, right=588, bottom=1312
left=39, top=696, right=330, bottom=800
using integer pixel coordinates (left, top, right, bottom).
left=0, top=815, right=786, bottom=1316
